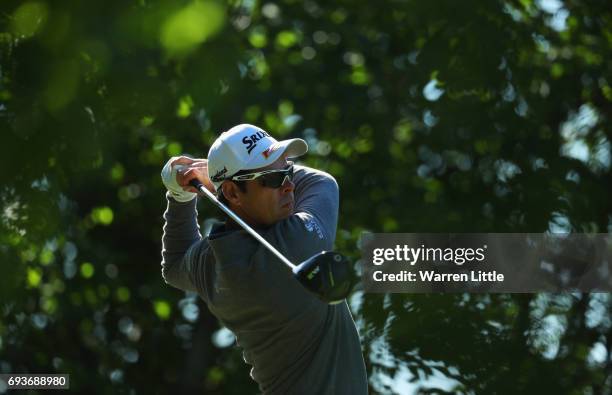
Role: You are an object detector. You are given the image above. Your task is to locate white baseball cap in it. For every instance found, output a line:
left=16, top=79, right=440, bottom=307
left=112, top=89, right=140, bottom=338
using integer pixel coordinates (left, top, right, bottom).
left=208, top=124, right=308, bottom=190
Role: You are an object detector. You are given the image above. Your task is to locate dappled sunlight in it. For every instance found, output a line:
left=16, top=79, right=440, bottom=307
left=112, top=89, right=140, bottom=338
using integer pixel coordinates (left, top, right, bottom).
left=1, top=0, right=611, bottom=393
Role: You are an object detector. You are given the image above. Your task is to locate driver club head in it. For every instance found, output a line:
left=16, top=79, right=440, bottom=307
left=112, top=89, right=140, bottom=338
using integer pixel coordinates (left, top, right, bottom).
left=292, top=251, right=354, bottom=304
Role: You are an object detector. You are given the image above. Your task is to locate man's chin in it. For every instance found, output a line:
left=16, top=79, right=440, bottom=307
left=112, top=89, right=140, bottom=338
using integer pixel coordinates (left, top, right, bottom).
left=280, top=203, right=294, bottom=217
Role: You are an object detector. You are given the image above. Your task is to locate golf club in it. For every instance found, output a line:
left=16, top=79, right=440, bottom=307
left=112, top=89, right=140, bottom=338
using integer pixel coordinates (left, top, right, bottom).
left=189, top=179, right=354, bottom=304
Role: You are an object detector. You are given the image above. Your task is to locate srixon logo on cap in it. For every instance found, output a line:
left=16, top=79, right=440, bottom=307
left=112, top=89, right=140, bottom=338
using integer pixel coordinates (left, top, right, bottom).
left=242, top=129, right=270, bottom=154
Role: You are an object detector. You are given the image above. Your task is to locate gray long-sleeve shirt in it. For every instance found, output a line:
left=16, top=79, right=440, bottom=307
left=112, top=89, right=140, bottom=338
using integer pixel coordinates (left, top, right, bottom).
left=161, top=165, right=368, bottom=394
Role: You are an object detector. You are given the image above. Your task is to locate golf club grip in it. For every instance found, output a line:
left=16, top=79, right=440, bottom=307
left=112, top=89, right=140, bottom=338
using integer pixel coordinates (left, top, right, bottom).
left=189, top=178, right=218, bottom=202
left=189, top=178, right=205, bottom=192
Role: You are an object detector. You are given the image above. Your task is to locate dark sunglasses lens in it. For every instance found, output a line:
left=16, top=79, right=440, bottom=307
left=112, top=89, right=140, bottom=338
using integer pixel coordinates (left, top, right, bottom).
left=260, top=167, right=293, bottom=188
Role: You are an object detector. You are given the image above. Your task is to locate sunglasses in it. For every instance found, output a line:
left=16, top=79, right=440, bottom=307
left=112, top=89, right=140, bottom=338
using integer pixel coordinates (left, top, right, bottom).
left=231, top=162, right=294, bottom=188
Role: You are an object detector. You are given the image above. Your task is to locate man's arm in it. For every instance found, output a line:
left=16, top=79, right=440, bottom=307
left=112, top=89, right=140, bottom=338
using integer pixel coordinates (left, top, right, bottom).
left=160, top=156, right=216, bottom=293
left=292, top=165, right=339, bottom=242
left=160, top=192, right=202, bottom=293
left=265, top=165, right=340, bottom=262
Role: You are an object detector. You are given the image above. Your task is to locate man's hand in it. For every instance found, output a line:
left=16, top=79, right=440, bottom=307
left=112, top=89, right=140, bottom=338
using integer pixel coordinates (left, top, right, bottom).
left=161, top=156, right=215, bottom=202
left=174, top=157, right=215, bottom=194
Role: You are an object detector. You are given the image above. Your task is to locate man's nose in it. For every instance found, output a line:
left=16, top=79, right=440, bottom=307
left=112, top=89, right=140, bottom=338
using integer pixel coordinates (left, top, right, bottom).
left=281, top=175, right=295, bottom=193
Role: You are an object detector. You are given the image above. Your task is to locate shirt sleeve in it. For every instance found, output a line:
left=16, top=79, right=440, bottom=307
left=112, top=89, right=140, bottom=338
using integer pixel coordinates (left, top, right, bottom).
left=160, top=192, right=203, bottom=293
left=292, top=165, right=339, bottom=243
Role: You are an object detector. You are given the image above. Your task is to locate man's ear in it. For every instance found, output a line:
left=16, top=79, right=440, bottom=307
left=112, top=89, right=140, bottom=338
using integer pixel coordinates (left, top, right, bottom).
left=222, top=182, right=243, bottom=206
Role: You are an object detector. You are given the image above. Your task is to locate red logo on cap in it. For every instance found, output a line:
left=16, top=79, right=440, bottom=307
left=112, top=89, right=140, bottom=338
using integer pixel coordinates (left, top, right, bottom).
left=262, top=145, right=278, bottom=159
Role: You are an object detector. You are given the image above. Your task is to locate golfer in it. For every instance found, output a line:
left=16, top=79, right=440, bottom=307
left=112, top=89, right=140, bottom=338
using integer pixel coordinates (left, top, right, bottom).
left=160, top=124, right=368, bottom=394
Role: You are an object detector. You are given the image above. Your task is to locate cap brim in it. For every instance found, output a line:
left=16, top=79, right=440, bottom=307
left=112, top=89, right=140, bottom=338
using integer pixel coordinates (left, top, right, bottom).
left=243, top=138, right=308, bottom=170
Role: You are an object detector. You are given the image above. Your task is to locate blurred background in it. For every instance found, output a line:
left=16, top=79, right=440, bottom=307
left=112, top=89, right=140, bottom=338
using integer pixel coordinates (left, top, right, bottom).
left=1, top=0, right=611, bottom=393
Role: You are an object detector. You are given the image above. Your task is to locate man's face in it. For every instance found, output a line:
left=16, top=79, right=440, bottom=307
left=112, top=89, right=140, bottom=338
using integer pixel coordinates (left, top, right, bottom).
left=233, top=156, right=295, bottom=227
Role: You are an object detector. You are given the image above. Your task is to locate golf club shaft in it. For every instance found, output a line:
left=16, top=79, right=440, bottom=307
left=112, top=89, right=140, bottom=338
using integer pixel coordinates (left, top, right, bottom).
left=190, top=180, right=297, bottom=270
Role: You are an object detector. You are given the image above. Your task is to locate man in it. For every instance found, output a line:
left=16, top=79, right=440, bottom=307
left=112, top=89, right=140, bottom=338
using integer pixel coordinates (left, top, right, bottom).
left=160, top=124, right=368, bottom=394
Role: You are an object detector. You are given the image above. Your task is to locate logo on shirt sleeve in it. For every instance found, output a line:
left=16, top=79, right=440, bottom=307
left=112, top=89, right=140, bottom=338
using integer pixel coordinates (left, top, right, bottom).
left=303, top=217, right=324, bottom=240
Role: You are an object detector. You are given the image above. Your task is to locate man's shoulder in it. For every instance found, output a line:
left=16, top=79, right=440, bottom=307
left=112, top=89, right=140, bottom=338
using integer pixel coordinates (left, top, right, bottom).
left=206, top=224, right=259, bottom=264
left=294, top=164, right=338, bottom=185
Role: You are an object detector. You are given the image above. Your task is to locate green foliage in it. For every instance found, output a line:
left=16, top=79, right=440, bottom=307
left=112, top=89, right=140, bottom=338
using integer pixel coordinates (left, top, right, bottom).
left=1, top=0, right=611, bottom=393
left=160, top=1, right=226, bottom=57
